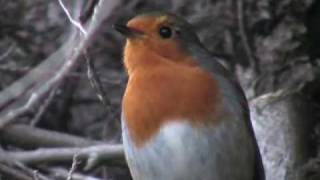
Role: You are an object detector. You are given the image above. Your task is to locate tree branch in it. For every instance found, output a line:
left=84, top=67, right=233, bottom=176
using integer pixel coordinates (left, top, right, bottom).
left=237, top=0, right=260, bottom=74
left=0, top=0, right=122, bottom=128
left=47, top=167, right=100, bottom=180
left=0, top=124, right=101, bottom=148
left=5, top=145, right=124, bottom=167
left=0, top=163, right=34, bottom=180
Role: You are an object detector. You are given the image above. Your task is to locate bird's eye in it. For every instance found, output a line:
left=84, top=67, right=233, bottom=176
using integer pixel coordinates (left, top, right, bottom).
left=159, top=26, right=172, bottom=39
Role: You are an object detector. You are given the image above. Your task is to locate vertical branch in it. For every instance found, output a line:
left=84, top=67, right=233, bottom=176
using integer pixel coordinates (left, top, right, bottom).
left=237, top=0, right=260, bottom=74
left=67, top=154, right=80, bottom=180
left=84, top=52, right=111, bottom=109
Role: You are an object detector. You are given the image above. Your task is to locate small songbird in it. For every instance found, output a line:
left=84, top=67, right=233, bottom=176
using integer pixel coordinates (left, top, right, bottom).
left=114, top=12, right=265, bottom=180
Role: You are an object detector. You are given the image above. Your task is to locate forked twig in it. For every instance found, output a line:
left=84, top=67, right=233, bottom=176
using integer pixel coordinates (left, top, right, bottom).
left=58, top=0, right=87, bottom=36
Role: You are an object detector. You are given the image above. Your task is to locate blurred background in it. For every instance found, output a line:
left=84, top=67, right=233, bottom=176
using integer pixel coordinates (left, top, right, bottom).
left=0, top=0, right=319, bottom=179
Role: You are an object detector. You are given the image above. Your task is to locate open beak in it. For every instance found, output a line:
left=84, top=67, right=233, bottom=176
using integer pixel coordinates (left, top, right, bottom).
left=113, top=24, right=143, bottom=38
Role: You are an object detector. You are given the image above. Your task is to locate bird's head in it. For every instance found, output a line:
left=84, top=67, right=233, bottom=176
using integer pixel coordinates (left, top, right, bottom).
left=114, top=12, right=202, bottom=64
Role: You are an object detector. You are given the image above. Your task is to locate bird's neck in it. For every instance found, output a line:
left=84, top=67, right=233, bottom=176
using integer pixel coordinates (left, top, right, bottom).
left=123, top=39, right=196, bottom=75
left=124, top=40, right=160, bottom=75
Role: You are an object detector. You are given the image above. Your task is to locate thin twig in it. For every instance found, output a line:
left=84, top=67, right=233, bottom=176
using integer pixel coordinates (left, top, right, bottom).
left=0, top=64, right=32, bottom=73
left=0, top=43, right=16, bottom=62
left=13, top=162, right=50, bottom=180
left=0, top=93, right=37, bottom=128
left=0, top=153, right=52, bottom=180
left=0, top=1, right=85, bottom=129
left=0, top=0, right=120, bottom=126
left=237, top=0, right=260, bottom=74
left=58, top=0, right=87, bottom=36
left=67, top=154, right=80, bottom=180
left=0, top=163, right=33, bottom=180
left=30, top=89, right=57, bottom=126
left=84, top=51, right=112, bottom=109
left=33, top=170, right=40, bottom=180
left=47, top=167, right=100, bottom=180
left=5, top=144, right=124, bottom=166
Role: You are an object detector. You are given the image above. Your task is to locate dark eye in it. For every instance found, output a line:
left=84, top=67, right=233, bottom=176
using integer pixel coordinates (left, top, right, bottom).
left=159, top=26, right=172, bottom=38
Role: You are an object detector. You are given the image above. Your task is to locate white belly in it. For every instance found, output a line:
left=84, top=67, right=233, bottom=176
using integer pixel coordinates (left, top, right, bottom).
left=122, top=118, right=255, bottom=180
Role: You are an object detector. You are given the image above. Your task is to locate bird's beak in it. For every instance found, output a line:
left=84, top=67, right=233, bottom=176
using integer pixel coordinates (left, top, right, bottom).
left=113, top=24, right=143, bottom=38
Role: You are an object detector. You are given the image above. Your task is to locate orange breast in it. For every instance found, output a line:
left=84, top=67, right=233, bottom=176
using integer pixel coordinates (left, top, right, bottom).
left=122, top=58, right=222, bottom=147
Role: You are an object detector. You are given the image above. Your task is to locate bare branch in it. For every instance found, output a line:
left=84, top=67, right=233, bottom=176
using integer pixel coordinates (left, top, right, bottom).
left=0, top=0, right=122, bottom=128
left=5, top=145, right=124, bottom=166
left=30, top=89, right=57, bottom=126
left=58, top=0, right=87, bottom=36
left=0, top=92, right=38, bottom=128
left=0, top=149, right=51, bottom=180
left=47, top=167, right=100, bottom=180
left=80, top=0, right=100, bottom=24
left=0, top=159, right=53, bottom=180
left=237, top=0, right=260, bottom=74
left=0, top=163, right=33, bottom=180
left=0, top=43, right=16, bottom=62
left=33, top=170, right=40, bottom=180
left=249, top=83, right=305, bottom=109
left=0, top=64, right=32, bottom=74
left=85, top=51, right=111, bottom=109
left=0, top=124, right=101, bottom=148
left=67, top=154, right=80, bottom=180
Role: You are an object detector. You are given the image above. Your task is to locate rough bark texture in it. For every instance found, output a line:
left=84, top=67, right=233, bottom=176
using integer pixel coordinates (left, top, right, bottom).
left=251, top=92, right=318, bottom=180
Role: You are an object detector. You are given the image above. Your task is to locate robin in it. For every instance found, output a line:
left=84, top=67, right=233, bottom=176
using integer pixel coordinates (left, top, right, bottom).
left=114, top=11, right=265, bottom=180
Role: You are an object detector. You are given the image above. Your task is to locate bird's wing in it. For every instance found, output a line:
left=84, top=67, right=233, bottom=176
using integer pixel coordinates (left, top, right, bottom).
left=197, top=55, right=265, bottom=180
left=232, top=80, right=265, bottom=180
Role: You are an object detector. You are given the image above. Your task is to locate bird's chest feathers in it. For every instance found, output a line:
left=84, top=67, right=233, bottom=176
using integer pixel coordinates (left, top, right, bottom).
left=122, top=64, right=222, bottom=147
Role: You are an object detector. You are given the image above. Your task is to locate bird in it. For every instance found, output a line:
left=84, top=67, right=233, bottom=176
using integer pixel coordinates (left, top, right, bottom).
left=114, top=11, right=265, bottom=180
